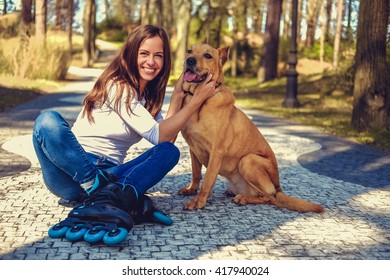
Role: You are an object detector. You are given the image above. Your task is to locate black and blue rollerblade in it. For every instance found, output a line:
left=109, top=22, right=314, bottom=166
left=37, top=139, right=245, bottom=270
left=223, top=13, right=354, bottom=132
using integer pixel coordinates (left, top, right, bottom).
left=130, top=193, right=174, bottom=226
left=49, top=182, right=173, bottom=245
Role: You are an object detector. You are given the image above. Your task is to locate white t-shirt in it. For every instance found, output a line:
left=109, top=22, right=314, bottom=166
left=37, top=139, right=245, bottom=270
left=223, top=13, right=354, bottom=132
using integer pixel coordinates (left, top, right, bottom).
left=72, top=85, right=163, bottom=165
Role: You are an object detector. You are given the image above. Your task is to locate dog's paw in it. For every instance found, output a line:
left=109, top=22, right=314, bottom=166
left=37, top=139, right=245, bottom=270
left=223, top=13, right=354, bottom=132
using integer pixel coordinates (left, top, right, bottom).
left=232, top=195, right=249, bottom=205
left=178, top=186, right=198, bottom=196
left=183, top=197, right=206, bottom=210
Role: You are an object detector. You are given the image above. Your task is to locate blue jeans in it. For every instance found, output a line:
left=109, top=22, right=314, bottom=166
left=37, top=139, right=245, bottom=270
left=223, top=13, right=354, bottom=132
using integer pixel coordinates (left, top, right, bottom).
left=32, top=111, right=180, bottom=201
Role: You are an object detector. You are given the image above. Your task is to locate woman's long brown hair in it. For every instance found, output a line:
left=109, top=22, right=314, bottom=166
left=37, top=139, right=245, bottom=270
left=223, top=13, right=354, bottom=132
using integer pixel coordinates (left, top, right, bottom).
left=82, top=25, right=171, bottom=123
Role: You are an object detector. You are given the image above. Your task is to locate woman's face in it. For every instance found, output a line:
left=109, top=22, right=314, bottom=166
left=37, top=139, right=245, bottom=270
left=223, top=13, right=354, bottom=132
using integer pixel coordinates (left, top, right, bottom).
left=137, top=36, right=164, bottom=89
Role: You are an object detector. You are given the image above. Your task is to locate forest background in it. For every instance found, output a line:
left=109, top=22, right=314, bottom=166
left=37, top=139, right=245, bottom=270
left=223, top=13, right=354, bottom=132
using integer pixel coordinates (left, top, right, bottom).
left=0, top=0, right=389, bottom=151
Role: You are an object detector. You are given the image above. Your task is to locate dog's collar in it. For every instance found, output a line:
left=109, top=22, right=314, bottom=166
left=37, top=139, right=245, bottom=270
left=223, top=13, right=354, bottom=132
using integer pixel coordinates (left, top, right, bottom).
left=184, top=83, right=221, bottom=96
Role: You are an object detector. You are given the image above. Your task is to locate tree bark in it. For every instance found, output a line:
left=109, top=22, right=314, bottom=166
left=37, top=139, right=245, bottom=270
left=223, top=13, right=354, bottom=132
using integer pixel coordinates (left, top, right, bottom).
left=351, top=0, right=389, bottom=132
left=140, top=0, right=150, bottom=25
left=172, top=0, right=192, bottom=76
left=325, top=0, right=333, bottom=42
left=257, top=0, right=283, bottom=82
left=67, top=0, right=73, bottom=55
left=282, top=0, right=290, bottom=40
left=21, top=0, right=33, bottom=39
left=35, top=0, right=47, bottom=45
left=82, top=0, right=94, bottom=68
left=332, top=0, right=344, bottom=69
left=305, top=0, right=321, bottom=47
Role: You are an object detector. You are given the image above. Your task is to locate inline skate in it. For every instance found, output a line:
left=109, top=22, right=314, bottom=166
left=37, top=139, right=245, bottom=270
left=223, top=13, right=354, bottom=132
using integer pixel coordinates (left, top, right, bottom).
left=48, top=182, right=173, bottom=245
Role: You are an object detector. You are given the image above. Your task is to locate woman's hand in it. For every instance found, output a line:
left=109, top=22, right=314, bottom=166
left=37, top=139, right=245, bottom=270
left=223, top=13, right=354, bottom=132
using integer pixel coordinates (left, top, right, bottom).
left=159, top=75, right=219, bottom=143
left=191, top=74, right=219, bottom=105
left=171, top=74, right=186, bottom=100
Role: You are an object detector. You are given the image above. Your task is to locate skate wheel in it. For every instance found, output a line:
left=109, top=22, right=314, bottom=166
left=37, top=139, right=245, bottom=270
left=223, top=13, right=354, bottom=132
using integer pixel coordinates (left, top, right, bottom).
left=102, top=228, right=128, bottom=245
left=48, top=224, right=69, bottom=238
left=65, top=226, right=88, bottom=241
left=152, top=211, right=173, bottom=226
left=84, top=228, right=107, bottom=243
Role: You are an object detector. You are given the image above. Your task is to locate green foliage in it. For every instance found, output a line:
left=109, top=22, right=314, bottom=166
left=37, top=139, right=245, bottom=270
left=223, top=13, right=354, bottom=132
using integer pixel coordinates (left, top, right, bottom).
left=231, top=73, right=390, bottom=152
left=278, top=37, right=290, bottom=62
left=228, top=41, right=261, bottom=78
left=97, top=17, right=127, bottom=42
left=300, top=41, right=334, bottom=62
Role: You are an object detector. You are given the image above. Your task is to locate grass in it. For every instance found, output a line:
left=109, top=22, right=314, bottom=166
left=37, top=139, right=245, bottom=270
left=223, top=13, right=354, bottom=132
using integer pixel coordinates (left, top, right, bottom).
left=0, top=31, right=84, bottom=112
left=227, top=72, right=390, bottom=152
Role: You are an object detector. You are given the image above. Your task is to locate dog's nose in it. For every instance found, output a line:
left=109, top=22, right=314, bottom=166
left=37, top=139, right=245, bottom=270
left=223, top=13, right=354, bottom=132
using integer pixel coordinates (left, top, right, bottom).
left=186, top=57, right=196, bottom=67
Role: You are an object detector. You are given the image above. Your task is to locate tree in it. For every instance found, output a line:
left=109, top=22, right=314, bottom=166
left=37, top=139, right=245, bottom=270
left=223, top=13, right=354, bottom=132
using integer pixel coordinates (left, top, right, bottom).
left=332, top=0, right=344, bottom=69
left=305, top=0, right=321, bottom=47
left=82, top=0, right=96, bottom=67
left=140, top=0, right=150, bottom=25
left=35, top=0, right=47, bottom=45
left=150, top=0, right=163, bottom=26
left=351, top=0, right=389, bottom=132
left=345, top=0, right=354, bottom=42
left=172, top=0, right=192, bottom=76
left=20, top=0, right=33, bottom=39
left=324, top=0, right=333, bottom=42
left=67, top=0, right=74, bottom=54
left=257, top=0, right=283, bottom=82
left=252, top=0, right=265, bottom=34
left=3, top=0, right=7, bottom=14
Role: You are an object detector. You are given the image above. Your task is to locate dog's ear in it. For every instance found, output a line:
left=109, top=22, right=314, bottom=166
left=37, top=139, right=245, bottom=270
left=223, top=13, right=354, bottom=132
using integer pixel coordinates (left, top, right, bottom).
left=201, top=38, right=208, bottom=44
left=219, top=46, right=230, bottom=66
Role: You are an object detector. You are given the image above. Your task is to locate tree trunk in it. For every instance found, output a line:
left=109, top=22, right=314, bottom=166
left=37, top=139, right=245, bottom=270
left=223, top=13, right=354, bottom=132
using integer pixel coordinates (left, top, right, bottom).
left=351, top=0, right=389, bottom=132
left=3, top=0, right=7, bottom=14
left=297, top=0, right=303, bottom=43
left=140, top=0, right=150, bottom=25
left=104, top=0, right=110, bottom=20
left=332, top=0, right=344, bottom=69
left=253, top=1, right=264, bottom=33
left=163, top=0, right=174, bottom=37
left=305, top=0, right=321, bottom=47
left=325, top=0, right=333, bottom=42
left=319, top=0, right=326, bottom=65
left=150, top=0, right=162, bottom=26
left=21, top=0, right=33, bottom=39
left=257, top=0, right=283, bottom=82
left=35, top=0, right=47, bottom=45
left=90, top=0, right=97, bottom=63
left=345, top=0, right=353, bottom=42
left=82, top=0, right=94, bottom=68
left=67, top=0, right=73, bottom=55
left=172, top=0, right=192, bottom=77
left=282, top=0, right=290, bottom=40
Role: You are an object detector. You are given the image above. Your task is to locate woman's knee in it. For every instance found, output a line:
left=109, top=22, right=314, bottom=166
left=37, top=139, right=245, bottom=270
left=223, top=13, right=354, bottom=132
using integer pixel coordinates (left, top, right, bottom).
left=157, top=142, right=180, bottom=165
left=34, top=111, right=66, bottom=135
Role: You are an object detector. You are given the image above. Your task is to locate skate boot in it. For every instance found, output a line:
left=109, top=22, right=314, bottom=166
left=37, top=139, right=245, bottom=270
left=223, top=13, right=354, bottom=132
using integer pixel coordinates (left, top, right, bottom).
left=130, top=193, right=174, bottom=226
left=48, top=182, right=137, bottom=245
left=57, top=170, right=113, bottom=207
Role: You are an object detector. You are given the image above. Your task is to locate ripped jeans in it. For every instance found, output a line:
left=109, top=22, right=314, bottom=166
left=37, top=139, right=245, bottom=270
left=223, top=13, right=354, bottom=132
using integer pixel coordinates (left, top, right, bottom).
left=32, top=111, right=180, bottom=201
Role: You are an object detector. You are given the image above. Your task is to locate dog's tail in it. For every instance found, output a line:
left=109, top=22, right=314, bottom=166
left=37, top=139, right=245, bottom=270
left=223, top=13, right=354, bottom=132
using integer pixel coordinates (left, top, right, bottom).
left=274, top=191, right=324, bottom=213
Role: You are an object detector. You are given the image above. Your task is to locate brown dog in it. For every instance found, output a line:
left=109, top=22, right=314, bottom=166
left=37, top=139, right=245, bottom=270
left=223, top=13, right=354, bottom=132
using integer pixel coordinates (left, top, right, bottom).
left=178, top=41, right=324, bottom=213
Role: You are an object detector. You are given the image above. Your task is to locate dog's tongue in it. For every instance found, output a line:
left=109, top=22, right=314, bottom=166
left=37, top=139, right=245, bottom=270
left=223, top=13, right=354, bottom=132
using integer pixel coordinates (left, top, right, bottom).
left=184, top=70, right=196, bottom=82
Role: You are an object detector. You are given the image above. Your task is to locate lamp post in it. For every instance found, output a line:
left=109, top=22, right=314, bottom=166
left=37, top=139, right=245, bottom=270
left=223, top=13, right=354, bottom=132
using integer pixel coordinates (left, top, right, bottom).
left=283, top=0, right=300, bottom=108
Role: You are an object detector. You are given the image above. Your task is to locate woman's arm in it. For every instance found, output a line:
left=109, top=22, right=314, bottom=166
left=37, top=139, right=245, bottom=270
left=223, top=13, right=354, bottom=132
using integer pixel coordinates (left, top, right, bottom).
left=158, top=74, right=218, bottom=143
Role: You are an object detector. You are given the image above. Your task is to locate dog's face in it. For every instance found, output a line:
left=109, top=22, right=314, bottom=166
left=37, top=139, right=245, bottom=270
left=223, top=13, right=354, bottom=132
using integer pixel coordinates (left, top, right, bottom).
left=183, top=40, right=229, bottom=94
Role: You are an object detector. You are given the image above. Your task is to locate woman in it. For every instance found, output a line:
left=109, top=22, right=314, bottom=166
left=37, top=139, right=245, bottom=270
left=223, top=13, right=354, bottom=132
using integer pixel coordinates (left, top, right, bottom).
left=33, top=25, right=218, bottom=244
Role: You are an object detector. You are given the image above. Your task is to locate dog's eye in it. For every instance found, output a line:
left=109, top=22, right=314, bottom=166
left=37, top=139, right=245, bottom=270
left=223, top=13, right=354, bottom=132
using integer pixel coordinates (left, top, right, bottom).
left=187, top=50, right=193, bottom=54
left=204, top=53, right=212, bottom=59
